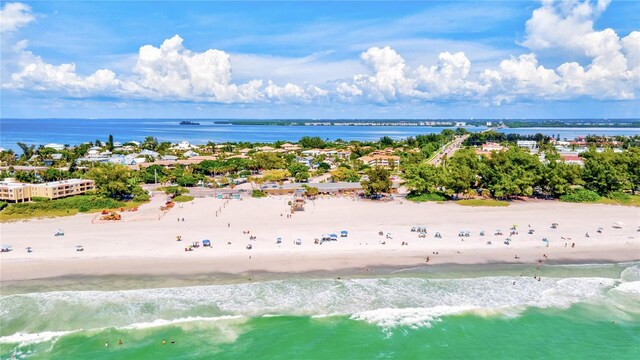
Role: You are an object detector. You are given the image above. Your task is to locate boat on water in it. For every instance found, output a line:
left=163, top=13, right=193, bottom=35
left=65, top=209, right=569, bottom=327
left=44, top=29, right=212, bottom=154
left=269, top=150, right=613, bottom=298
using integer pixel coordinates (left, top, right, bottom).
left=179, top=121, right=200, bottom=125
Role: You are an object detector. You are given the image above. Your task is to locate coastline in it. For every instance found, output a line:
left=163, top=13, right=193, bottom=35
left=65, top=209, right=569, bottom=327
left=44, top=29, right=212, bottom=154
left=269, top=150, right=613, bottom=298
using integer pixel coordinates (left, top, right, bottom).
left=1, top=245, right=639, bottom=282
left=1, top=196, right=638, bottom=283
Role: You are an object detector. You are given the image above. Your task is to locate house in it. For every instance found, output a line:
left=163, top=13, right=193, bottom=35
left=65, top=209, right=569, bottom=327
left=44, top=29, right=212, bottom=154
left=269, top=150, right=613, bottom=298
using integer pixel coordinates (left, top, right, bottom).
left=44, top=143, right=65, bottom=151
left=357, top=155, right=400, bottom=168
left=172, top=141, right=194, bottom=150
left=280, top=143, right=302, bottom=152
left=43, top=154, right=64, bottom=166
left=517, top=140, right=538, bottom=150
left=183, top=150, right=199, bottom=158
left=139, top=149, right=159, bottom=158
left=257, top=146, right=275, bottom=152
left=481, top=142, right=506, bottom=152
left=162, top=155, right=179, bottom=161
left=560, top=154, right=585, bottom=166
left=301, top=149, right=323, bottom=157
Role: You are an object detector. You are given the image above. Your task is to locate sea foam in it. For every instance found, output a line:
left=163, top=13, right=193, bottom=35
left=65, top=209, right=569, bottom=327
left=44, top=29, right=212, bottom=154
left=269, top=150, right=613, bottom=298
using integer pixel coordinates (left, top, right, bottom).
left=1, top=264, right=638, bottom=342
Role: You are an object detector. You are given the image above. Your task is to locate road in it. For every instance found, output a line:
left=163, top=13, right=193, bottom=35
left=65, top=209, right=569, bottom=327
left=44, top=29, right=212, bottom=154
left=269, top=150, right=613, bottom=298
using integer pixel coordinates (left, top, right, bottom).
left=428, top=134, right=469, bottom=166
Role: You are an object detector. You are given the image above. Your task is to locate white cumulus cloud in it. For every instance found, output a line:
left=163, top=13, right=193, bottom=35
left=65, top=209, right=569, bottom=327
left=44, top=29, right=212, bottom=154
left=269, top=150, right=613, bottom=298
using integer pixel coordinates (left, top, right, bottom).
left=0, top=2, right=34, bottom=33
left=1, top=0, right=638, bottom=106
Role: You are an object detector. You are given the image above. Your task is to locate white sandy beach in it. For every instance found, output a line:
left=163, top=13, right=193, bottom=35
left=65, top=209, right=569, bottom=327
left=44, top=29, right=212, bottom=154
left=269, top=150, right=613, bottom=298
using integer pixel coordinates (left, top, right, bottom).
left=1, top=194, right=639, bottom=281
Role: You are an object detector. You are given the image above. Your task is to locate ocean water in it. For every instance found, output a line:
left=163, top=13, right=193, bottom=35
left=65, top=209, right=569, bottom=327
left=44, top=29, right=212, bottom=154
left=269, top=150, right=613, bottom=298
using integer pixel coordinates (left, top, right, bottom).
left=1, top=263, right=639, bottom=359
left=1, top=118, right=639, bottom=152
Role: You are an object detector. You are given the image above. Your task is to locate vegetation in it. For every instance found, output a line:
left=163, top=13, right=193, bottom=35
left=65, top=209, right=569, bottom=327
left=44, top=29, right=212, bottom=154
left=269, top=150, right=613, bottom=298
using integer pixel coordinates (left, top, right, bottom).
left=86, top=163, right=138, bottom=199
left=559, top=189, right=601, bottom=203
left=252, top=189, right=266, bottom=198
left=406, top=192, right=447, bottom=202
left=455, top=199, right=510, bottom=207
left=163, top=185, right=188, bottom=197
left=361, top=167, right=392, bottom=196
left=0, top=201, right=7, bottom=211
left=0, top=195, right=130, bottom=221
left=173, top=195, right=195, bottom=202
left=404, top=146, right=640, bottom=202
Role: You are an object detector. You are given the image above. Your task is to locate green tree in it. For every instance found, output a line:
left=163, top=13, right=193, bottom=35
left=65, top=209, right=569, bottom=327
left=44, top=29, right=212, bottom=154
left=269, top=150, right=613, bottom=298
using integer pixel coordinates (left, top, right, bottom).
left=295, top=171, right=310, bottom=182
left=262, top=169, right=290, bottom=182
left=299, top=136, right=326, bottom=149
left=288, top=162, right=309, bottom=179
left=16, top=142, right=35, bottom=161
left=86, top=163, right=135, bottom=199
left=481, top=147, right=540, bottom=199
left=379, top=136, right=395, bottom=147
left=538, top=151, right=583, bottom=198
left=404, top=163, right=441, bottom=194
left=107, top=134, right=114, bottom=151
left=142, top=136, right=159, bottom=150
left=623, top=147, right=640, bottom=194
left=442, top=148, right=481, bottom=198
left=330, top=166, right=360, bottom=182
left=253, top=152, right=285, bottom=170
left=581, top=149, right=627, bottom=195
left=361, top=167, right=391, bottom=196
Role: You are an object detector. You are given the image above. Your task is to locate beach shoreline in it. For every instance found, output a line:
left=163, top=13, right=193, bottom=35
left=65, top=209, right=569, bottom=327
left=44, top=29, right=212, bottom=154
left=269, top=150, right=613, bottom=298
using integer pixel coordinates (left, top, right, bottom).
left=1, top=196, right=639, bottom=282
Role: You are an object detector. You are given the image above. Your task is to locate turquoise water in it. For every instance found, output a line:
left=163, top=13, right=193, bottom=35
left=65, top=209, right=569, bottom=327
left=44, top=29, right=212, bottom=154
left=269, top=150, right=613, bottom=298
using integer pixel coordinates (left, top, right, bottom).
left=2, top=263, right=639, bottom=359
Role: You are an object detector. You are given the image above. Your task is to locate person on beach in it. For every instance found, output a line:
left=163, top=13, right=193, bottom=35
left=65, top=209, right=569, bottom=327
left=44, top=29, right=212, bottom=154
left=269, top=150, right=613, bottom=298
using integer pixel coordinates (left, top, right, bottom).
left=105, top=341, right=109, bottom=347
left=162, top=339, right=166, bottom=345
left=118, top=339, right=123, bottom=345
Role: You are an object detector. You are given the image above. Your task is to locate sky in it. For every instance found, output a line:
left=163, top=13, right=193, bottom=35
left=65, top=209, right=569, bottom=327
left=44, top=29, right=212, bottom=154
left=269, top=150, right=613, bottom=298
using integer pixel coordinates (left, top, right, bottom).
left=0, top=0, right=639, bottom=119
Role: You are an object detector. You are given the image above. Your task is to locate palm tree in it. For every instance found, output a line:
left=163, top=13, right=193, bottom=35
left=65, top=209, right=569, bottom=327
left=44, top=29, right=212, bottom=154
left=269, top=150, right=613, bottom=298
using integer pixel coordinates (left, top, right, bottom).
left=16, top=142, right=35, bottom=161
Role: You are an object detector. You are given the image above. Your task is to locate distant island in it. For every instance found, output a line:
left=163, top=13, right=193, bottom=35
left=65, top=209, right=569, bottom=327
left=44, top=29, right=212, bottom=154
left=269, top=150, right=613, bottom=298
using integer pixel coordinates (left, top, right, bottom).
left=179, top=121, right=200, bottom=125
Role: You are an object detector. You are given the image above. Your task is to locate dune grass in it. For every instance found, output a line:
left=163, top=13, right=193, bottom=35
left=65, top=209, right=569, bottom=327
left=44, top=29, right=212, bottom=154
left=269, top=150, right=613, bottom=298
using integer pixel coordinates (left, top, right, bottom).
left=0, top=196, right=144, bottom=221
left=455, top=199, right=510, bottom=207
left=173, top=195, right=195, bottom=202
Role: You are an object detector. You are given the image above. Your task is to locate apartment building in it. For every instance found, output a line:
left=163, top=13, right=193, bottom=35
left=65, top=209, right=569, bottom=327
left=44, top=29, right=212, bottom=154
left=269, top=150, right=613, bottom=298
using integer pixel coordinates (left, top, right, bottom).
left=31, top=179, right=95, bottom=199
left=0, top=180, right=32, bottom=203
left=0, top=178, right=95, bottom=202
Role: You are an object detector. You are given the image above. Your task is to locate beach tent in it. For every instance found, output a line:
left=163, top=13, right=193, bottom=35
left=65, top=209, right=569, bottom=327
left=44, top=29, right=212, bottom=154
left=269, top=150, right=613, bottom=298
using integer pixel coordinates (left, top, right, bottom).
left=276, top=237, right=282, bottom=244
left=202, top=240, right=211, bottom=247
left=613, top=221, right=623, bottom=229
left=55, top=229, right=64, bottom=236
left=321, top=234, right=332, bottom=241
left=1, top=245, right=12, bottom=252
left=330, top=234, right=338, bottom=240
left=340, top=230, right=348, bottom=237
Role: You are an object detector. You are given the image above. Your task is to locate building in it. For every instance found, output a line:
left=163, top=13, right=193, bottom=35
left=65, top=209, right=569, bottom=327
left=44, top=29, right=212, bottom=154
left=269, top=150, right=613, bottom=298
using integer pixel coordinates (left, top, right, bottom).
left=357, top=155, right=400, bottom=168
left=280, top=143, right=302, bottom=152
left=517, top=140, right=538, bottom=150
left=0, top=178, right=95, bottom=202
left=0, top=179, right=32, bottom=202
left=30, top=179, right=95, bottom=200
left=560, top=155, right=585, bottom=166
left=481, top=142, right=506, bottom=152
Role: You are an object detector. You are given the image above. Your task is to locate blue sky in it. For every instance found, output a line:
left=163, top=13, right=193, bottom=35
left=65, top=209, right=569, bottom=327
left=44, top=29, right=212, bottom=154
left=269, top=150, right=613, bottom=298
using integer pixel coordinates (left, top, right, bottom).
left=0, top=0, right=639, bottom=119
